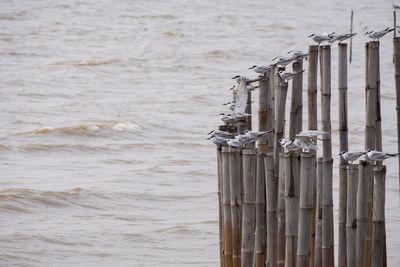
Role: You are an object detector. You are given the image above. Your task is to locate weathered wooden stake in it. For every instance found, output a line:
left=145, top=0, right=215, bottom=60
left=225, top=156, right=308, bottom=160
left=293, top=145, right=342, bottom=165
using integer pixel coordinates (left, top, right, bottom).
left=371, top=165, right=386, bottom=267
left=314, top=157, right=323, bottom=267
left=229, top=147, right=242, bottom=267
left=222, top=146, right=233, bottom=266
left=296, top=153, right=315, bottom=267
left=338, top=42, right=349, bottom=267
left=356, top=160, right=372, bottom=267
left=217, top=145, right=224, bottom=267
left=290, top=60, right=303, bottom=139
left=284, top=152, right=300, bottom=267
left=270, top=77, right=288, bottom=267
left=394, top=37, right=400, bottom=191
left=346, top=164, right=358, bottom=267
left=308, top=45, right=319, bottom=267
left=242, top=148, right=257, bottom=267
left=350, top=10, right=354, bottom=63
left=265, top=152, right=277, bottom=267
left=321, top=44, right=334, bottom=267
left=277, top=153, right=286, bottom=267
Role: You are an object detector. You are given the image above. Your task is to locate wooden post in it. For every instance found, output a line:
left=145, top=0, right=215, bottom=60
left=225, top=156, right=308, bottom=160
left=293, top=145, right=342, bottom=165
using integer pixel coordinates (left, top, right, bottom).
left=277, top=153, right=286, bottom=267
left=308, top=45, right=319, bottom=267
left=222, top=146, right=233, bottom=266
left=371, top=165, right=386, bottom=267
left=314, top=157, right=323, bottom=267
left=365, top=42, right=376, bottom=151
left=395, top=11, right=397, bottom=39
left=217, top=145, right=224, bottom=267
left=321, top=45, right=334, bottom=267
left=290, top=60, right=303, bottom=139
left=284, top=152, right=300, bottom=267
left=394, top=37, right=400, bottom=190
left=296, top=153, right=315, bottom=267
left=350, top=10, right=354, bottom=63
left=242, top=148, right=257, bottom=267
left=338, top=43, right=349, bottom=267
left=270, top=77, right=288, bottom=267
left=356, top=160, right=372, bottom=267
left=346, top=164, right=358, bottom=267
left=229, top=147, right=242, bottom=267
left=265, top=152, right=277, bottom=267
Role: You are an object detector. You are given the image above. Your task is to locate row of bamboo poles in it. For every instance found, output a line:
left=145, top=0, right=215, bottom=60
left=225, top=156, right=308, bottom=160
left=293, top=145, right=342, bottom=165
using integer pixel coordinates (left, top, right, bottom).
left=214, top=37, right=400, bottom=266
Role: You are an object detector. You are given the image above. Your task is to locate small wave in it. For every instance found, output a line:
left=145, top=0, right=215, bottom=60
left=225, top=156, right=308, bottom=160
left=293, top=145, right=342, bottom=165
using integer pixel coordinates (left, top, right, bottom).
left=52, top=58, right=121, bottom=66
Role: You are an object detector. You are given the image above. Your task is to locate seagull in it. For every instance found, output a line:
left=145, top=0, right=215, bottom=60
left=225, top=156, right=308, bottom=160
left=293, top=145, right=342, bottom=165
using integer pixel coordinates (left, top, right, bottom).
left=279, top=138, right=299, bottom=151
left=207, top=130, right=234, bottom=139
left=249, top=64, right=274, bottom=74
left=365, top=28, right=394, bottom=40
left=207, top=136, right=229, bottom=146
left=223, top=101, right=235, bottom=111
left=244, top=130, right=272, bottom=138
left=339, top=151, right=366, bottom=164
left=231, top=75, right=260, bottom=85
left=366, top=149, right=398, bottom=161
left=296, top=130, right=328, bottom=140
left=220, top=113, right=239, bottom=124
left=278, top=69, right=305, bottom=81
left=227, top=138, right=242, bottom=148
left=308, top=33, right=331, bottom=45
left=235, top=134, right=258, bottom=145
left=329, top=33, right=357, bottom=44
left=293, top=138, right=318, bottom=151
left=287, top=50, right=309, bottom=60
left=272, top=55, right=297, bottom=66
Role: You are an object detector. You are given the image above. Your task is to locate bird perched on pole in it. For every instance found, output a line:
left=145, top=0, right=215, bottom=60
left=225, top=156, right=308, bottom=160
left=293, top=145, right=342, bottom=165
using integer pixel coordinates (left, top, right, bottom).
left=365, top=27, right=394, bottom=40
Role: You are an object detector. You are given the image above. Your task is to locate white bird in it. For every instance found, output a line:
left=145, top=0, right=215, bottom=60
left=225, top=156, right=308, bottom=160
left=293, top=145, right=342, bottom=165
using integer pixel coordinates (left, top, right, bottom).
left=233, top=78, right=250, bottom=115
left=278, top=69, right=305, bottom=81
left=220, top=113, right=239, bottom=124
left=287, top=50, right=309, bottom=60
left=329, top=33, right=356, bottom=44
left=365, top=28, right=394, bottom=40
left=366, top=150, right=398, bottom=161
left=235, top=134, right=258, bottom=145
left=308, top=33, right=331, bottom=45
left=293, top=138, right=318, bottom=151
left=339, top=151, right=366, bottom=164
left=244, top=130, right=272, bottom=138
left=231, top=75, right=260, bottom=85
left=207, top=130, right=234, bottom=139
left=296, top=130, right=328, bottom=140
left=249, top=64, right=274, bottom=74
left=279, top=138, right=299, bottom=151
left=272, top=55, right=297, bottom=66
left=208, top=136, right=229, bottom=146
left=227, top=138, right=242, bottom=148
left=223, top=101, right=236, bottom=111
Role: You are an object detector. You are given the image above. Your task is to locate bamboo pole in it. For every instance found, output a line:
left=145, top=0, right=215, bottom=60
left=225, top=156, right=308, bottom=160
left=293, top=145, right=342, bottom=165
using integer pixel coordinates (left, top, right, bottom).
left=356, top=160, right=372, bottom=267
left=229, top=147, right=242, bottom=267
left=371, top=165, right=386, bottom=267
left=290, top=60, right=303, bottom=139
left=321, top=44, right=334, bottom=267
left=394, top=37, right=400, bottom=191
left=242, top=148, right=257, bottom=267
left=222, top=146, right=233, bottom=266
left=367, top=41, right=380, bottom=267
left=217, top=145, right=224, bottom=267
left=269, top=77, right=288, bottom=267
left=296, top=153, right=315, bottom=267
left=284, top=152, right=300, bottom=267
left=346, top=164, right=358, bottom=267
left=277, top=153, right=286, bottom=267
left=350, top=10, right=354, bottom=63
left=307, top=45, right=318, bottom=267
left=365, top=42, right=375, bottom=151
left=314, top=157, right=323, bottom=267
left=338, top=43, right=349, bottom=267
left=255, top=151, right=266, bottom=267
left=265, top=152, right=277, bottom=267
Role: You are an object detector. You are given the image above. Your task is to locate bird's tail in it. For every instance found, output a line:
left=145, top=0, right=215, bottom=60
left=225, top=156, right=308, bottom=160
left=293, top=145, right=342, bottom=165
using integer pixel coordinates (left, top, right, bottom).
left=295, top=69, right=305, bottom=75
left=387, top=153, right=399, bottom=157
